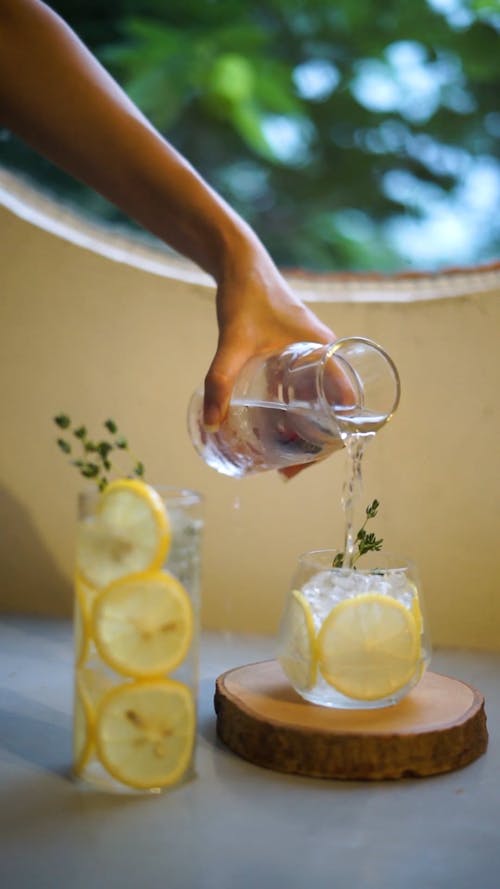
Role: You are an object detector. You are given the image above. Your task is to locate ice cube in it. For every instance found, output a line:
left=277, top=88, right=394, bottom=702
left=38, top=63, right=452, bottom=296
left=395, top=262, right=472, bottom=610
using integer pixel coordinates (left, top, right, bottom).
left=301, top=569, right=372, bottom=627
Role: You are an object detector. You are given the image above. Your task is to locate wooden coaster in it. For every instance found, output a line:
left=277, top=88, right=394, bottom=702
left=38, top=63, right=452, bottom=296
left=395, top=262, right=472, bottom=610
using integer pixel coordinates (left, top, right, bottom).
left=214, top=660, right=488, bottom=780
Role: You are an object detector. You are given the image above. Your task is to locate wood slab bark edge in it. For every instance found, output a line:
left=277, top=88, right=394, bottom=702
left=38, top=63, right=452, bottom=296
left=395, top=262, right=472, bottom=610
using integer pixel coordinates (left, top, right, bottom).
left=214, top=660, right=488, bottom=780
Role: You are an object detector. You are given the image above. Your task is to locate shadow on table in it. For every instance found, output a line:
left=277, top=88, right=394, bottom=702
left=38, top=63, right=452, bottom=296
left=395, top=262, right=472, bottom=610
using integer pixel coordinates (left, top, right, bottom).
left=197, top=677, right=223, bottom=750
left=0, top=686, right=168, bottom=837
left=0, top=685, right=72, bottom=779
left=0, top=483, right=70, bottom=616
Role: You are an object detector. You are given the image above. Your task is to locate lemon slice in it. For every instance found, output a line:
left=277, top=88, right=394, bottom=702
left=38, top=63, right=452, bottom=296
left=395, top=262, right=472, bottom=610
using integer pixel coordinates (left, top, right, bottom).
left=73, top=676, right=94, bottom=774
left=92, top=570, right=193, bottom=678
left=277, top=589, right=317, bottom=691
left=95, top=679, right=195, bottom=789
left=74, top=581, right=90, bottom=667
left=74, top=574, right=101, bottom=665
left=410, top=587, right=424, bottom=637
left=77, top=479, right=170, bottom=589
left=79, top=665, right=115, bottom=710
left=318, top=592, right=420, bottom=701
left=73, top=668, right=114, bottom=774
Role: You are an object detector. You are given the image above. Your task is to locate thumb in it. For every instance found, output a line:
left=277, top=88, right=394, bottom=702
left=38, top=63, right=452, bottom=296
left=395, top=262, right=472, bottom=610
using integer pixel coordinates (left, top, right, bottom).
left=203, top=342, right=248, bottom=430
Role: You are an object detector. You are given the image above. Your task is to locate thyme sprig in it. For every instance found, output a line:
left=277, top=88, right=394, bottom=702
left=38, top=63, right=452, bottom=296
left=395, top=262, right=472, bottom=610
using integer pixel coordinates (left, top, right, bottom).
left=333, top=499, right=383, bottom=568
left=54, top=414, right=145, bottom=491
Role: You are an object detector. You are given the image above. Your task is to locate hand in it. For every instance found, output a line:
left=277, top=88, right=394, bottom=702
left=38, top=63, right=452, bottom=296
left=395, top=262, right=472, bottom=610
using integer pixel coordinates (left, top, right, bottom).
left=202, top=235, right=335, bottom=429
left=202, top=235, right=339, bottom=478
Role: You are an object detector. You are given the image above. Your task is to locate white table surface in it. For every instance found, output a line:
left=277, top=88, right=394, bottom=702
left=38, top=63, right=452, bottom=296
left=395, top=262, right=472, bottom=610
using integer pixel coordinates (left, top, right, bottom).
left=1, top=616, right=499, bottom=889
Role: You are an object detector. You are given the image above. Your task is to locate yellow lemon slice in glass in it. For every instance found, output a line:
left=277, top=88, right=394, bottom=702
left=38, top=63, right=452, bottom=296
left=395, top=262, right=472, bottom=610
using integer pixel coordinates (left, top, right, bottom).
left=77, top=479, right=170, bottom=589
left=74, top=581, right=90, bottom=667
left=277, top=589, right=317, bottom=691
left=95, top=679, right=195, bottom=790
left=92, top=570, right=193, bottom=678
left=410, top=587, right=424, bottom=637
left=79, top=665, right=115, bottom=710
left=73, top=676, right=94, bottom=774
left=73, top=668, right=114, bottom=774
left=74, top=573, right=101, bottom=665
left=318, top=593, right=420, bottom=702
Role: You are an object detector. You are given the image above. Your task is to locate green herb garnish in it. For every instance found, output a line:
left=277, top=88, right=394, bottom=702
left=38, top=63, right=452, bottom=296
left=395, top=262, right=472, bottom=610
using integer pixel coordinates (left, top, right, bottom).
left=53, top=414, right=145, bottom=491
left=333, top=499, right=383, bottom=568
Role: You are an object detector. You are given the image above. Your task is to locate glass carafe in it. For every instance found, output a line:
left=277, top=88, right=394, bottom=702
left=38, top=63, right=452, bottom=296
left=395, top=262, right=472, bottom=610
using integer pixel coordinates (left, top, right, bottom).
left=188, top=337, right=400, bottom=477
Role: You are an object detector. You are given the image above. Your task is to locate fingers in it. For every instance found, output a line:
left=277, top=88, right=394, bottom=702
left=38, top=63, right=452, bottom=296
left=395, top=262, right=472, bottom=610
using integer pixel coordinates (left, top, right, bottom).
left=203, top=341, right=248, bottom=430
left=202, top=369, right=226, bottom=431
left=279, top=464, right=309, bottom=480
left=323, top=355, right=359, bottom=408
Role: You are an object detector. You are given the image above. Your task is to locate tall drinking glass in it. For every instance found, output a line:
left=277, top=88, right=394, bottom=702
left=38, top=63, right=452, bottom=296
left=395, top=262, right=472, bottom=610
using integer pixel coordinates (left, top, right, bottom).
left=73, top=484, right=203, bottom=793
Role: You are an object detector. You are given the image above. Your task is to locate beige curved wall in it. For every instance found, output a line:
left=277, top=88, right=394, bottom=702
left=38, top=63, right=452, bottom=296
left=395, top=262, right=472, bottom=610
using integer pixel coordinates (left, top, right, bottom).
left=1, top=175, right=499, bottom=650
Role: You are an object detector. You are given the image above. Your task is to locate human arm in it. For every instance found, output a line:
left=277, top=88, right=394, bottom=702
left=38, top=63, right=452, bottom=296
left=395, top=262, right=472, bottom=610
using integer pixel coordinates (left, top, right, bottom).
left=0, top=0, right=335, bottom=433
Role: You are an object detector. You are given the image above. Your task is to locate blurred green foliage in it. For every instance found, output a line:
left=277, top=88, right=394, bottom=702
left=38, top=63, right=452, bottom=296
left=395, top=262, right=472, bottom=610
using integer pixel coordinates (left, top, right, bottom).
left=1, top=0, right=499, bottom=270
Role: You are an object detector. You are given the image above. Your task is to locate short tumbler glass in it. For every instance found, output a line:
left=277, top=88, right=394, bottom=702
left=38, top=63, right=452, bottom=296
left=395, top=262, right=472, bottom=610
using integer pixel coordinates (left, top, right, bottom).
left=73, top=485, right=203, bottom=792
left=277, top=549, right=431, bottom=710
